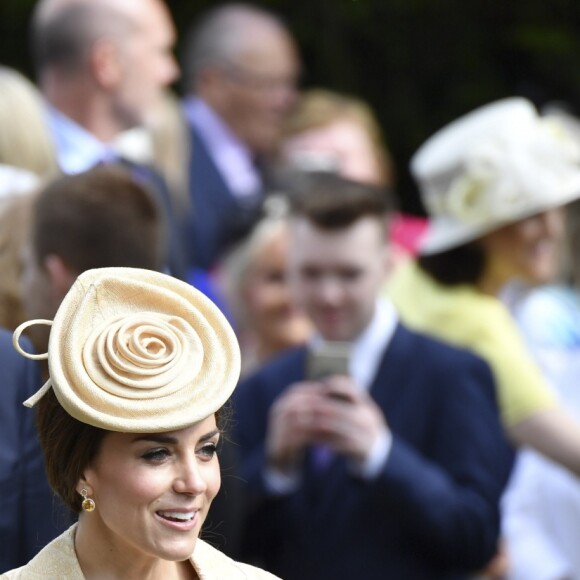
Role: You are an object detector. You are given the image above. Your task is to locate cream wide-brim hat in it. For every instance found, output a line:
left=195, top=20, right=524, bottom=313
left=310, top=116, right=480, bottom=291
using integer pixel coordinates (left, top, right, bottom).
left=412, top=97, right=580, bottom=255
left=13, top=267, right=241, bottom=432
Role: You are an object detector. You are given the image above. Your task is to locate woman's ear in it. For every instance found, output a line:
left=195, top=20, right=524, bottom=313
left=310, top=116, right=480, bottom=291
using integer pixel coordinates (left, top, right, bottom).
left=76, top=479, right=93, bottom=497
left=76, top=465, right=96, bottom=496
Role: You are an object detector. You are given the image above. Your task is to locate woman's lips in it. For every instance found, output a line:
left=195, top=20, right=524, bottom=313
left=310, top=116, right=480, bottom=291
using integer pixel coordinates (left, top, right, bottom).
left=155, top=509, right=199, bottom=531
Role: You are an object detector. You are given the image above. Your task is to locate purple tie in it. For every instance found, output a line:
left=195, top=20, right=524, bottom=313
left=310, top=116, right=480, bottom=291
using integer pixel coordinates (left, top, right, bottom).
left=312, top=444, right=333, bottom=471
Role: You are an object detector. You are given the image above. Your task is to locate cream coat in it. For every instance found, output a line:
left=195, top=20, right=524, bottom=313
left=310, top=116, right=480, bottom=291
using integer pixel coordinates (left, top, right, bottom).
left=1, top=524, right=279, bottom=579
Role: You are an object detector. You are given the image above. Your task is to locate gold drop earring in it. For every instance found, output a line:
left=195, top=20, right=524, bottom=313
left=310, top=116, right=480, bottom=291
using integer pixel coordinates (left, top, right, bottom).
left=80, top=488, right=96, bottom=512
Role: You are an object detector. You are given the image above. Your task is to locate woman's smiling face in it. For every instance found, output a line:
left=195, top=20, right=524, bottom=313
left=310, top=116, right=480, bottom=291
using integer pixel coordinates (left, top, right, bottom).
left=480, top=208, right=565, bottom=289
left=79, top=415, right=221, bottom=563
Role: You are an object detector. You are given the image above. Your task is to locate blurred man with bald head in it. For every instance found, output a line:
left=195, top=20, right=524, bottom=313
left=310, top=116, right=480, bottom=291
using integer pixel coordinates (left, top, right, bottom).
left=182, top=3, right=300, bottom=271
left=32, top=0, right=178, bottom=167
left=31, top=0, right=187, bottom=279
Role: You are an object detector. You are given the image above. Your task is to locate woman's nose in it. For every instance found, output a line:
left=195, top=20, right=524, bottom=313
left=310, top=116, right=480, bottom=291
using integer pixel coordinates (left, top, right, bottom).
left=535, top=208, right=564, bottom=237
left=173, top=458, right=208, bottom=495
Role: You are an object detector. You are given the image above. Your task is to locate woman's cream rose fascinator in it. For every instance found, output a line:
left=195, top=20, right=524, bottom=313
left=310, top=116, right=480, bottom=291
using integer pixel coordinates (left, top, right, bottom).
left=13, top=267, right=241, bottom=432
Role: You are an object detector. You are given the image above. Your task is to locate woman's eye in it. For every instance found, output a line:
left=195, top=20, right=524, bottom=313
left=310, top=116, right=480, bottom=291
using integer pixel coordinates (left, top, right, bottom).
left=142, top=448, right=170, bottom=462
left=198, top=443, right=217, bottom=461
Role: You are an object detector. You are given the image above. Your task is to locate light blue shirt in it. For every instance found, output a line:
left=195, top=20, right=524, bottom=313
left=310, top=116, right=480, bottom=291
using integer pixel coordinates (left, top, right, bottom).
left=46, top=106, right=117, bottom=174
left=502, top=283, right=580, bottom=579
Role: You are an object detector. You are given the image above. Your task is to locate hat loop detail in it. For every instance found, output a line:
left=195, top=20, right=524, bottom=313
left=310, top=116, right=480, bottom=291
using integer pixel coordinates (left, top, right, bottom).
left=23, top=378, right=53, bottom=408
left=12, top=319, right=53, bottom=360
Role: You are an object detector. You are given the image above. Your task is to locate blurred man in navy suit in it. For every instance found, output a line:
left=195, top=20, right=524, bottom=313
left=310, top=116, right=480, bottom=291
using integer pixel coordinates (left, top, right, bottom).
left=234, top=172, right=514, bottom=579
left=182, top=3, right=300, bottom=271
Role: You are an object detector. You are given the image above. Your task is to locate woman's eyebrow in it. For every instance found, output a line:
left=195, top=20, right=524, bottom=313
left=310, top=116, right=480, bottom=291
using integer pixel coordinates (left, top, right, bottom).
left=131, top=429, right=221, bottom=444
left=200, top=429, right=221, bottom=442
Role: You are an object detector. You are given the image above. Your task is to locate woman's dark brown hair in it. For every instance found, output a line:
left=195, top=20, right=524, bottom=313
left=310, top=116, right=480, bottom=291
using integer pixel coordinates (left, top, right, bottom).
left=36, top=389, right=107, bottom=513
left=417, top=241, right=487, bottom=286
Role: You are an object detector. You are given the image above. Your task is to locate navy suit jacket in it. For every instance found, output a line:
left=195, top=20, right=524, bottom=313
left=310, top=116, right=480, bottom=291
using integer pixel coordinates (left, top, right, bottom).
left=234, top=324, right=514, bottom=579
left=187, top=125, right=263, bottom=271
left=0, top=330, right=69, bottom=572
left=117, top=159, right=189, bottom=281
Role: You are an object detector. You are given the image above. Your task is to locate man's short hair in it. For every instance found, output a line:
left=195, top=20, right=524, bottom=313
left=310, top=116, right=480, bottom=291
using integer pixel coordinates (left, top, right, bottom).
left=33, top=165, right=164, bottom=272
left=31, top=2, right=134, bottom=75
left=181, top=2, right=286, bottom=92
left=286, top=170, right=396, bottom=230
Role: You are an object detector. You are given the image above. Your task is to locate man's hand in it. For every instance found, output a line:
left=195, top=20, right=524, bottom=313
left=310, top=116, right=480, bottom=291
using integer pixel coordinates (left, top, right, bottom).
left=266, top=381, right=328, bottom=471
left=266, top=376, right=390, bottom=471
left=310, top=375, right=389, bottom=464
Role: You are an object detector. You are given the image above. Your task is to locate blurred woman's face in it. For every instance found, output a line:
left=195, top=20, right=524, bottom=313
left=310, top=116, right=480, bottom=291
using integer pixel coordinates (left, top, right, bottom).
left=282, top=119, right=383, bottom=186
left=243, top=227, right=312, bottom=353
left=479, top=208, right=565, bottom=289
left=79, top=415, right=220, bottom=565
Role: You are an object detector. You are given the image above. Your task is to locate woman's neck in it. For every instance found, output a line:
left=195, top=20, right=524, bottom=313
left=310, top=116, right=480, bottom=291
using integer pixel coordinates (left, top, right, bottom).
left=75, top=520, right=198, bottom=580
left=476, top=276, right=502, bottom=297
left=476, top=266, right=510, bottom=297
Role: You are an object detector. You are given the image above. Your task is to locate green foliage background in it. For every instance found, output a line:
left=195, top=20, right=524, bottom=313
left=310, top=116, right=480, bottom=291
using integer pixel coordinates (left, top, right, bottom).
left=2, top=0, right=580, bottom=211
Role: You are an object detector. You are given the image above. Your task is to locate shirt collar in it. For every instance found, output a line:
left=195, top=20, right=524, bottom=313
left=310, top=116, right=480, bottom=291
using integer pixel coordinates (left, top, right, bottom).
left=350, top=299, right=398, bottom=390
left=183, top=96, right=262, bottom=198
left=46, top=105, right=116, bottom=174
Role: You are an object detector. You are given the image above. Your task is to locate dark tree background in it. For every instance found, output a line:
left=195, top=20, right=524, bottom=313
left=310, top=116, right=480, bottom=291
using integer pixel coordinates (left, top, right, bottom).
left=2, top=0, right=580, bottom=212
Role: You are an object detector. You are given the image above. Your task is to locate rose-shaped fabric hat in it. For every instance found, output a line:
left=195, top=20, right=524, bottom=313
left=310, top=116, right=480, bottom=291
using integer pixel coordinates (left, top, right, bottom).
left=13, top=267, right=241, bottom=432
left=412, top=97, right=580, bottom=255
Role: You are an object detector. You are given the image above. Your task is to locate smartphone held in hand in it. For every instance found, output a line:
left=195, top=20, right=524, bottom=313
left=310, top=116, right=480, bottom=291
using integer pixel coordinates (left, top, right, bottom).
left=306, top=341, right=351, bottom=381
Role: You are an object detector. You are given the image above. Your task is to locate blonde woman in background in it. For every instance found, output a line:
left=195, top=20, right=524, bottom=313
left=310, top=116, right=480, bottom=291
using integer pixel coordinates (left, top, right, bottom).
left=0, top=194, right=37, bottom=330
left=279, top=88, right=426, bottom=269
left=220, top=200, right=312, bottom=378
left=0, top=66, right=58, bottom=179
left=0, top=66, right=60, bottom=330
left=281, top=88, right=395, bottom=188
